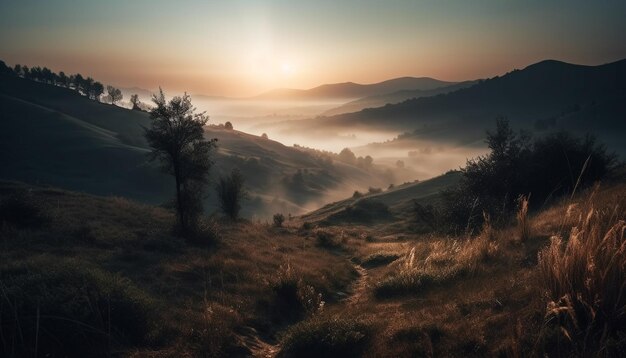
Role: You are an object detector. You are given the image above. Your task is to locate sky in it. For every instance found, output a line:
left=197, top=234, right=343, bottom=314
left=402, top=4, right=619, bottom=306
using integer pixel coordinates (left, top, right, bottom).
left=1, top=0, right=625, bottom=97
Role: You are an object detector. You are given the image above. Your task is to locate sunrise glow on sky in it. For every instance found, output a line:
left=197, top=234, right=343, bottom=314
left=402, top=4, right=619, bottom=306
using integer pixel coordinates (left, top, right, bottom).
left=2, top=0, right=625, bottom=96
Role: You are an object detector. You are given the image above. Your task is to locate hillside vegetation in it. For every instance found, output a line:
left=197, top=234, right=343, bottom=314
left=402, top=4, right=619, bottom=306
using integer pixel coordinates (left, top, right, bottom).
left=0, top=74, right=389, bottom=217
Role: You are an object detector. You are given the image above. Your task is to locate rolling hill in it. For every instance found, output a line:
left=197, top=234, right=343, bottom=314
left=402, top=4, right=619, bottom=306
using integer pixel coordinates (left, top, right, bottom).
left=295, top=59, right=626, bottom=154
left=0, top=74, right=389, bottom=217
left=323, top=80, right=478, bottom=116
left=253, top=77, right=455, bottom=100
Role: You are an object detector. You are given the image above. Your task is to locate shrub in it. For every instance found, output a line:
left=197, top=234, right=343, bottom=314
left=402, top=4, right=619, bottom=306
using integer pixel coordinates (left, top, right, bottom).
left=271, top=265, right=324, bottom=322
left=216, top=168, right=247, bottom=220
left=0, top=259, right=159, bottom=357
left=438, top=119, right=616, bottom=233
left=368, top=187, right=382, bottom=194
left=538, top=211, right=626, bottom=356
left=280, top=317, right=372, bottom=358
left=314, top=229, right=341, bottom=249
left=0, top=191, right=47, bottom=228
left=273, top=213, right=286, bottom=227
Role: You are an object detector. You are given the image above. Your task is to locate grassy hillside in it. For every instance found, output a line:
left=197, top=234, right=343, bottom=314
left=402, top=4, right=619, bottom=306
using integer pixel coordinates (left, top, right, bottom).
left=299, top=171, right=461, bottom=225
left=2, top=171, right=623, bottom=357
left=0, top=74, right=388, bottom=217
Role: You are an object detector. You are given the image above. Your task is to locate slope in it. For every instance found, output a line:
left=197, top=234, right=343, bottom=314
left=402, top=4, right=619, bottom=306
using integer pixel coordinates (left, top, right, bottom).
left=254, top=77, right=455, bottom=100
left=323, top=80, right=478, bottom=116
left=297, top=59, right=626, bottom=153
left=0, top=74, right=388, bottom=216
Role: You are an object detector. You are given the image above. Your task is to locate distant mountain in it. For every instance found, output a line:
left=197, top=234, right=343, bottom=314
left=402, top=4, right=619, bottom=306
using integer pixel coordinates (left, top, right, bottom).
left=253, top=77, right=455, bottom=100
left=0, top=74, right=388, bottom=217
left=323, top=80, right=479, bottom=115
left=301, top=59, right=626, bottom=154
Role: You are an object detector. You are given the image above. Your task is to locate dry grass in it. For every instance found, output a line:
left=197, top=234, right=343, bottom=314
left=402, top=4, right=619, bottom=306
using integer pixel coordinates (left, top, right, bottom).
left=516, top=195, right=531, bottom=242
left=0, top=182, right=357, bottom=356
left=538, top=209, right=625, bottom=356
left=374, top=219, right=502, bottom=298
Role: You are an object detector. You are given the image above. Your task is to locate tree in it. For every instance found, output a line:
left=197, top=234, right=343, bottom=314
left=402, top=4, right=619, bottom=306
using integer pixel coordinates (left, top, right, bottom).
left=224, top=121, right=233, bottom=130
left=58, top=71, right=69, bottom=87
left=130, top=94, right=140, bottom=110
left=145, top=89, right=217, bottom=234
left=273, top=213, right=285, bottom=227
left=0, top=60, right=13, bottom=75
left=106, top=85, right=123, bottom=105
left=261, top=133, right=268, bottom=140
left=339, top=148, right=356, bottom=165
left=216, top=168, right=247, bottom=220
left=90, top=81, right=104, bottom=101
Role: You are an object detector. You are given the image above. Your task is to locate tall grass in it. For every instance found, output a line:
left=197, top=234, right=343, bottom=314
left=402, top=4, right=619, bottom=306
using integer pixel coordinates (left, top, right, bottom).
left=516, top=195, right=530, bottom=242
left=538, top=208, right=625, bottom=356
left=375, top=219, right=500, bottom=297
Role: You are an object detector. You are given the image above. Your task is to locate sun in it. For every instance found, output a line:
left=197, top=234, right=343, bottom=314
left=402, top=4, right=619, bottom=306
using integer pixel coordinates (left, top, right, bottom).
left=280, top=61, right=295, bottom=76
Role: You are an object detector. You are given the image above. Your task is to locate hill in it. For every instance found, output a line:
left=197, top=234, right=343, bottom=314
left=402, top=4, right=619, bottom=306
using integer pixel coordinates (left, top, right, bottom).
left=254, top=77, right=455, bottom=100
left=300, top=171, right=461, bottom=225
left=323, top=80, right=478, bottom=115
left=3, top=167, right=623, bottom=357
left=0, top=74, right=388, bottom=217
left=294, top=59, right=626, bottom=154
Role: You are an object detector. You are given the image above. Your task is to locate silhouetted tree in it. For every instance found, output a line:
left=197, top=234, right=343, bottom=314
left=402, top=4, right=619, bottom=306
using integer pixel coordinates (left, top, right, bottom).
left=0, top=60, right=13, bottom=75
left=145, top=89, right=217, bottom=234
left=273, top=213, right=285, bottom=227
left=91, top=81, right=104, bottom=101
left=216, top=168, right=247, bottom=220
left=106, top=85, right=123, bottom=105
left=71, top=74, right=84, bottom=91
left=224, top=121, right=233, bottom=130
left=261, top=133, right=268, bottom=139
left=13, top=64, right=23, bottom=76
left=58, top=71, right=69, bottom=87
left=130, top=94, right=140, bottom=110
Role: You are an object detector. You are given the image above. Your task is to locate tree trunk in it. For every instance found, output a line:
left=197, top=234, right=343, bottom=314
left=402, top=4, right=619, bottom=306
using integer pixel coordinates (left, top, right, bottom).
left=174, top=168, right=185, bottom=233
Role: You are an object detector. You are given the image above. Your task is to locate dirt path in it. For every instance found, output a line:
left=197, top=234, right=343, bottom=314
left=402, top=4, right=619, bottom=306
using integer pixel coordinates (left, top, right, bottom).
left=342, top=263, right=369, bottom=307
left=238, top=259, right=371, bottom=356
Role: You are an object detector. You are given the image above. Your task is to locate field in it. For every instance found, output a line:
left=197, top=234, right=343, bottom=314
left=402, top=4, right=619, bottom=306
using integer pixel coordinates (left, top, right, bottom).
left=2, top=167, right=624, bottom=356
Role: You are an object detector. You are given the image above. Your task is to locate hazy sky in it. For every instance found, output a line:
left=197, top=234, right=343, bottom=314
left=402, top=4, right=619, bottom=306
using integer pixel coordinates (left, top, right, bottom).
left=1, top=0, right=625, bottom=96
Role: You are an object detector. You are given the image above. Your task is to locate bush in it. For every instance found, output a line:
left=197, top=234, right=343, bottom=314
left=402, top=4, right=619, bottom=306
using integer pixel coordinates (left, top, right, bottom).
left=271, top=265, right=324, bottom=323
left=0, top=191, right=47, bottom=228
left=273, top=213, right=286, bottom=227
left=0, top=259, right=159, bottom=357
left=280, top=317, right=372, bottom=358
left=437, top=119, right=616, bottom=233
left=314, top=229, right=341, bottom=249
left=216, top=168, right=247, bottom=220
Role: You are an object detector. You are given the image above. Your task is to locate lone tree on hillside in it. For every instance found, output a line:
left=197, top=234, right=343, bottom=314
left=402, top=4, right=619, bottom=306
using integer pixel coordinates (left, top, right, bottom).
left=130, top=94, right=141, bottom=110
left=216, top=168, right=247, bottom=220
left=224, top=121, right=233, bottom=130
left=106, top=85, right=123, bottom=105
left=145, top=89, right=217, bottom=234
